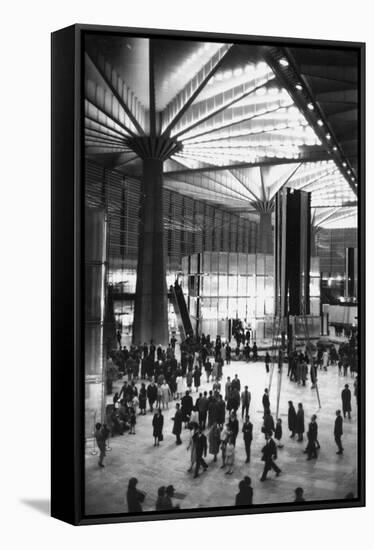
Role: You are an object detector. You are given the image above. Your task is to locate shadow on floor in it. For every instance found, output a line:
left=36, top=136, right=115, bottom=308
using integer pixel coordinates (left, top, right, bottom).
left=21, top=498, right=50, bottom=516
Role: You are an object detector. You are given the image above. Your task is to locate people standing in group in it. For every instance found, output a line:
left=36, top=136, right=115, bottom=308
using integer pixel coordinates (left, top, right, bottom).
left=341, top=384, right=352, bottom=419
left=334, top=410, right=344, bottom=454
left=94, top=422, right=106, bottom=468
left=242, top=415, right=253, bottom=463
left=152, top=408, right=164, bottom=447
left=305, top=414, right=318, bottom=460
left=260, top=431, right=281, bottom=481
left=295, top=403, right=305, bottom=442
left=172, top=403, right=183, bottom=445
left=126, top=477, right=145, bottom=513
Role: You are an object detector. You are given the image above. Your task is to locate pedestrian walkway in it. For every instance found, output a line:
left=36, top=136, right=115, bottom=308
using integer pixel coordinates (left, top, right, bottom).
left=85, top=359, right=357, bottom=515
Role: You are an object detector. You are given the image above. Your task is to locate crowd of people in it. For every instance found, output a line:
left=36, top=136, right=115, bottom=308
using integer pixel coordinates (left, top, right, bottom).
left=93, top=329, right=358, bottom=512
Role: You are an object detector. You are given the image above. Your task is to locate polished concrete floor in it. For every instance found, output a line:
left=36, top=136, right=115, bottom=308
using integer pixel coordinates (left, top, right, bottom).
left=85, top=359, right=358, bottom=515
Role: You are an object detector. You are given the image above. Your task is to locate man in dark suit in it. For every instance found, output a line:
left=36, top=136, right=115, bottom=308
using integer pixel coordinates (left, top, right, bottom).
left=241, top=385, right=251, bottom=419
left=242, top=415, right=253, bottom=463
left=181, top=391, right=193, bottom=428
left=341, top=384, right=352, bottom=419
left=262, top=388, right=270, bottom=414
left=193, top=428, right=208, bottom=478
left=260, top=431, right=281, bottom=481
left=334, top=410, right=344, bottom=454
left=305, top=414, right=318, bottom=460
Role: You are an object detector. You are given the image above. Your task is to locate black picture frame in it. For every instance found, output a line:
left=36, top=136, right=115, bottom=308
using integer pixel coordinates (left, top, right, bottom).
left=51, top=24, right=365, bottom=526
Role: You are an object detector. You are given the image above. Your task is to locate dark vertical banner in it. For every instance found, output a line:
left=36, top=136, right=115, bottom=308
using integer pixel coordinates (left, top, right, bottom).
left=275, top=188, right=311, bottom=317
left=345, top=247, right=357, bottom=298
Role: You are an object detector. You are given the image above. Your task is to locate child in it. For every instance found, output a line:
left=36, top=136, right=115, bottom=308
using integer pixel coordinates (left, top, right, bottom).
left=274, top=418, right=283, bottom=448
left=129, top=407, right=136, bottom=435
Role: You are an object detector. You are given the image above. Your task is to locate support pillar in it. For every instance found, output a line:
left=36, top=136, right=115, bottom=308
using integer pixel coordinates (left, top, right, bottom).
left=133, top=158, right=169, bottom=346
left=258, top=211, right=273, bottom=254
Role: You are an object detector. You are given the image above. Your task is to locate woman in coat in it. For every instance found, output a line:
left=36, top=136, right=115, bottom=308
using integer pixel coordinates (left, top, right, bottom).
left=139, top=383, right=147, bottom=415
left=225, top=436, right=235, bottom=475
left=161, top=381, right=171, bottom=409
left=187, top=425, right=197, bottom=472
left=288, top=401, right=296, bottom=438
left=295, top=403, right=305, bottom=442
left=193, top=367, right=201, bottom=393
left=172, top=403, right=183, bottom=445
left=186, top=368, right=193, bottom=391
left=176, top=374, right=184, bottom=399
left=208, top=421, right=221, bottom=462
left=152, top=409, right=164, bottom=446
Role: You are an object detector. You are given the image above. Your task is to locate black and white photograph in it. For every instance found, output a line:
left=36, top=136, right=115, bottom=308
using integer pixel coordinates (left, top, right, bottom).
left=82, top=28, right=364, bottom=521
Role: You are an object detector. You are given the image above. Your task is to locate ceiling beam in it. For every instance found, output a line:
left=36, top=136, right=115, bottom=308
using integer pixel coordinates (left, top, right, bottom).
left=164, top=152, right=331, bottom=176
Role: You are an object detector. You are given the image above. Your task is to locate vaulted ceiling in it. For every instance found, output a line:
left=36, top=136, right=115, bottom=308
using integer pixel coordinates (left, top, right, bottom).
left=84, top=34, right=359, bottom=229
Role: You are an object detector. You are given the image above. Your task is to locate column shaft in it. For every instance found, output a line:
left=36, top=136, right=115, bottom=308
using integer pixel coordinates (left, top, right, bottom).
left=133, top=158, right=168, bottom=346
left=258, top=211, right=273, bottom=254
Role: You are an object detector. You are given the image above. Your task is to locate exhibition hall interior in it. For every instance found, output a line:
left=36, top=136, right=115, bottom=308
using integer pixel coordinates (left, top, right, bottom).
left=83, top=33, right=359, bottom=515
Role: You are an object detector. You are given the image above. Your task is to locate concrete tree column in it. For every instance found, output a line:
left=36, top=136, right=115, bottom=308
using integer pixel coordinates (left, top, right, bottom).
left=133, top=158, right=169, bottom=346
left=258, top=211, right=273, bottom=254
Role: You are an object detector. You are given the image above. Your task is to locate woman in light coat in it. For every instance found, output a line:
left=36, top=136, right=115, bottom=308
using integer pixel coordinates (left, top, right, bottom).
left=161, top=381, right=171, bottom=409
left=176, top=375, right=184, bottom=399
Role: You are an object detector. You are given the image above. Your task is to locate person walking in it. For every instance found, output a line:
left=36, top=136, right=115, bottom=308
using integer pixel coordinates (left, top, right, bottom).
left=152, top=409, right=164, bottom=446
left=228, top=410, right=239, bottom=446
left=274, top=418, right=283, bottom=449
left=94, top=422, right=106, bottom=468
left=225, top=436, right=235, bottom=475
left=193, top=428, right=208, bottom=478
left=305, top=414, right=318, bottom=460
left=220, top=423, right=231, bottom=469
left=241, top=385, right=251, bottom=419
left=147, top=381, right=157, bottom=413
left=193, top=366, right=201, bottom=393
left=139, top=383, right=147, bottom=415
left=265, top=352, right=271, bottom=373
left=260, top=432, right=281, bottom=481
left=242, top=415, right=253, bottom=463
left=262, top=410, right=275, bottom=435
left=126, top=477, right=145, bottom=513
left=262, top=388, right=270, bottom=414
left=208, top=421, right=221, bottom=462
left=334, top=410, right=344, bottom=454
left=295, top=403, right=305, bottom=442
left=172, top=403, right=183, bottom=445
left=288, top=401, right=296, bottom=438
left=187, top=425, right=197, bottom=472
left=341, top=384, right=352, bottom=419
